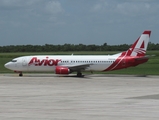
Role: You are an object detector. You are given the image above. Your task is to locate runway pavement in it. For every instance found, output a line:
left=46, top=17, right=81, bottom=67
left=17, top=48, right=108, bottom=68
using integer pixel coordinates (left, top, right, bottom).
left=0, top=74, right=159, bottom=120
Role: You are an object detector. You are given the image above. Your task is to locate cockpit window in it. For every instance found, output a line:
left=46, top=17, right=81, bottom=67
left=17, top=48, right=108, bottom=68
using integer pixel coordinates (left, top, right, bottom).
left=11, top=60, right=17, bottom=62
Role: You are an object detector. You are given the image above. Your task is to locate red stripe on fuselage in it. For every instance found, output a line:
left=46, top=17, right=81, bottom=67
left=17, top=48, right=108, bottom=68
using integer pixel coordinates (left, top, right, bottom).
left=126, top=38, right=139, bottom=56
left=103, top=38, right=139, bottom=71
left=104, top=51, right=127, bottom=71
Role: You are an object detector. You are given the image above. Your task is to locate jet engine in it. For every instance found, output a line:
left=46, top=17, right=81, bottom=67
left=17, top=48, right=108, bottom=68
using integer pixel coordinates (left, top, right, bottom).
left=55, top=66, right=70, bottom=74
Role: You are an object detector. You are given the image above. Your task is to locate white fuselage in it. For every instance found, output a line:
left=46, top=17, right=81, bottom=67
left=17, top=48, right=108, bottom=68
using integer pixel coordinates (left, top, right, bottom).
left=5, top=55, right=120, bottom=72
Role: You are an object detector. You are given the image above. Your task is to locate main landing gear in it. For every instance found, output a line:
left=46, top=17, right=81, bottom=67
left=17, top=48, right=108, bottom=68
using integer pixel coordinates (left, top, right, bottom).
left=77, top=72, right=83, bottom=77
left=19, top=72, right=23, bottom=77
left=14, top=71, right=23, bottom=77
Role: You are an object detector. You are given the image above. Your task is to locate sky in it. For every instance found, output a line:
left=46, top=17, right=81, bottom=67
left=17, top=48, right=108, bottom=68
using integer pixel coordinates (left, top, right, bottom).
left=0, top=0, right=159, bottom=46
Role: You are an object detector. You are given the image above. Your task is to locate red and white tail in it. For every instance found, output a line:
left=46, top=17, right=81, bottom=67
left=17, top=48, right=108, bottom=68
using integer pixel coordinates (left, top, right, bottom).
left=126, top=30, right=151, bottom=57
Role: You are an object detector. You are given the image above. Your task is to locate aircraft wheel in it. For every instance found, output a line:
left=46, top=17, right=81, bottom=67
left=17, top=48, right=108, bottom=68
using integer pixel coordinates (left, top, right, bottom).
left=77, top=72, right=82, bottom=77
left=19, top=73, right=23, bottom=77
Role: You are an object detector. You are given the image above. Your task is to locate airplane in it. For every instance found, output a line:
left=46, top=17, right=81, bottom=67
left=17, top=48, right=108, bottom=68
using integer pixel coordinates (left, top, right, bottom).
left=4, top=30, right=151, bottom=77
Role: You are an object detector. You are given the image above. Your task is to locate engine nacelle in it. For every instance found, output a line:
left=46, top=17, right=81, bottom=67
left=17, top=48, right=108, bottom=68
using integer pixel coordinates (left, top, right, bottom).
left=55, top=66, right=70, bottom=74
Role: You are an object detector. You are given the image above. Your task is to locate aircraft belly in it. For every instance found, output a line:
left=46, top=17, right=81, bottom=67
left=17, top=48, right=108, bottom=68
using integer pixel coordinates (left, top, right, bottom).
left=87, top=64, right=110, bottom=71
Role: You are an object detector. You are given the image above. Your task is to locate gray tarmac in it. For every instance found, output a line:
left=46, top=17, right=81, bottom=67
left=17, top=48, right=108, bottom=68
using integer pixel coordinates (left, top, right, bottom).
left=0, top=74, right=159, bottom=120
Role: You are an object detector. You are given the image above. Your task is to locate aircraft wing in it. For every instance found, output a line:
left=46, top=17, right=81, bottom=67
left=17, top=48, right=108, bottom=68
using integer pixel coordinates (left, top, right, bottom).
left=62, top=64, right=92, bottom=71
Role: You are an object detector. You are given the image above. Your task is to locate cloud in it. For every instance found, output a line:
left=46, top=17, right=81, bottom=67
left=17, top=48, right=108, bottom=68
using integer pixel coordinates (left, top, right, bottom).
left=92, top=4, right=102, bottom=11
left=116, top=2, right=150, bottom=16
left=0, top=0, right=40, bottom=10
left=1, top=0, right=21, bottom=6
left=0, top=0, right=159, bottom=46
left=0, top=0, right=66, bottom=27
left=91, top=0, right=159, bottom=17
left=91, top=1, right=109, bottom=12
left=45, top=1, right=64, bottom=14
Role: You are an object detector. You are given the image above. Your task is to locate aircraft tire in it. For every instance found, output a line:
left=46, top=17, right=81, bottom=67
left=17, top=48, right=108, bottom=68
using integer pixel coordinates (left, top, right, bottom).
left=77, top=72, right=82, bottom=77
left=19, top=73, right=23, bottom=77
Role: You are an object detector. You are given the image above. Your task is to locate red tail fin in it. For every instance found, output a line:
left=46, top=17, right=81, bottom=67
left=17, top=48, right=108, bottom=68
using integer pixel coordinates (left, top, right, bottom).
left=125, top=30, right=151, bottom=56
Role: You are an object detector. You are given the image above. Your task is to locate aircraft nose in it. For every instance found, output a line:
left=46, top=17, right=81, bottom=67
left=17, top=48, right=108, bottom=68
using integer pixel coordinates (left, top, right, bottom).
left=4, top=62, right=10, bottom=69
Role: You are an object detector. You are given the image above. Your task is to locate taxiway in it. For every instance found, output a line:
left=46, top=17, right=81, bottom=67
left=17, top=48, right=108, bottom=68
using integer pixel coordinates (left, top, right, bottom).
left=0, top=74, right=159, bottom=120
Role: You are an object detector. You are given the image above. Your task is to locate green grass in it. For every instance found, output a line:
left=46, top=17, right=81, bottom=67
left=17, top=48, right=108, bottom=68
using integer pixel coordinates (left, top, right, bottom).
left=0, top=58, right=12, bottom=73
left=102, top=64, right=159, bottom=75
left=0, top=51, right=159, bottom=75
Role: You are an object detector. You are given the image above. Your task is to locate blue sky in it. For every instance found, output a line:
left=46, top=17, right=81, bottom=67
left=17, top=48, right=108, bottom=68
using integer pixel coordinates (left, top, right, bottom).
left=0, top=0, right=158, bottom=46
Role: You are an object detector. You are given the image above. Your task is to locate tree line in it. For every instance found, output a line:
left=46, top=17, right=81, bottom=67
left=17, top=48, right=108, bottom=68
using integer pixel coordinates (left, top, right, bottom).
left=0, top=42, right=158, bottom=53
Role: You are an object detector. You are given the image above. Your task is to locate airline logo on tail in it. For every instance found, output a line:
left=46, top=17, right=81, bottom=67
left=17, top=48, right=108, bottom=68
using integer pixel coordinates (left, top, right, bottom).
left=126, top=31, right=151, bottom=57
left=105, top=30, right=151, bottom=71
left=127, top=41, right=146, bottom=57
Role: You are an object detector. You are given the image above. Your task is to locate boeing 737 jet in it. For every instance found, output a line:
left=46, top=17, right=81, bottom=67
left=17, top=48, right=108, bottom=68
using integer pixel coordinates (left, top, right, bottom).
left=4, top=30, right=151, bottom=77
